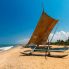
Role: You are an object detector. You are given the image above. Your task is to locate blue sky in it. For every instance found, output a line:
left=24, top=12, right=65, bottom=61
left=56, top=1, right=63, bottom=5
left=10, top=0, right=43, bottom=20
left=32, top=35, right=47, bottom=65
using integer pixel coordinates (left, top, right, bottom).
left=0, top=0, right=69, bottom=44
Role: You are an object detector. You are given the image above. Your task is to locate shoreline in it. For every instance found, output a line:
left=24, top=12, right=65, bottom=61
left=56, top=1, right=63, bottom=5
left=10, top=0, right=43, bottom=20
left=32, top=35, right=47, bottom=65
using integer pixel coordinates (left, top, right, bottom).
left=0, top=45, right=22, bottom=54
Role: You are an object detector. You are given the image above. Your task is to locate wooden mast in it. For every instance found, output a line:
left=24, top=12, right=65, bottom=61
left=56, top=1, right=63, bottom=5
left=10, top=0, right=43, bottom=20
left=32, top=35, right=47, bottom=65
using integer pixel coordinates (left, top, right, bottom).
left=27, top=2, right=58, bottom=47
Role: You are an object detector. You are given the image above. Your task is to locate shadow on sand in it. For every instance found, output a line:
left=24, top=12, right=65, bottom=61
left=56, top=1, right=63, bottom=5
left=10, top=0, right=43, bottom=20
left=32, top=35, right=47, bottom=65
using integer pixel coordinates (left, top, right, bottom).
left=20, top=52, right=68, bottom=58
left=20, top=52, right=47, bottom=56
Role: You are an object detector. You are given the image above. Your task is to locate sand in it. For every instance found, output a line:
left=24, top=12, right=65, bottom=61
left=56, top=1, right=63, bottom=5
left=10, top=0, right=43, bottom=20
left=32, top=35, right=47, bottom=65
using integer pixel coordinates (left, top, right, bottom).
left=0, top=45, right=69, bottom=69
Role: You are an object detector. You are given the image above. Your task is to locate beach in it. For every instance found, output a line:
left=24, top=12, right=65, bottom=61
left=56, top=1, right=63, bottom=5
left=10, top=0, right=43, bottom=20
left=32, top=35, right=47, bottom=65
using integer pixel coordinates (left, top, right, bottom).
left=0, top=45, right=69, bottom=69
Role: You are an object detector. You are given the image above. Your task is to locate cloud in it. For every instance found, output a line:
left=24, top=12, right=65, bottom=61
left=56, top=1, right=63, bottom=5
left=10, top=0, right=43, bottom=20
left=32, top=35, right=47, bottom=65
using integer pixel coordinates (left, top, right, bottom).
left=18, top=31, right=69, bottom=44
left=49, top=31, right=69, bottom=42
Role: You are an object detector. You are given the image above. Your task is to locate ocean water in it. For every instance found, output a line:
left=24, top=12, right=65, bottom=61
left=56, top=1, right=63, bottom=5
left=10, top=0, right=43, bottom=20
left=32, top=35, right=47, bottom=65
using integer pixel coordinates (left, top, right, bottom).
left=0, top=46, right=13, bottom=51
left=0, top=44, right=17, bottom=52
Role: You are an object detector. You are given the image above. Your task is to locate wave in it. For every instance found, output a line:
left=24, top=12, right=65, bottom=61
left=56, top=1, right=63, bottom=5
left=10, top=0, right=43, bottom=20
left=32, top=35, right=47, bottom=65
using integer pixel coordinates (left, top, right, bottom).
left=0, top=46, right=13, bottom=51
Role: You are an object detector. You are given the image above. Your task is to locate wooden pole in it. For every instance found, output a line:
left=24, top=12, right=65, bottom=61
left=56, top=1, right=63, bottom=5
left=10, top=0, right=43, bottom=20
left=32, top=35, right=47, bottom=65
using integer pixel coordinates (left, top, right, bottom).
left=48, top=39, right=50, bottom=56
left=45, top=45, right=47, bottom=59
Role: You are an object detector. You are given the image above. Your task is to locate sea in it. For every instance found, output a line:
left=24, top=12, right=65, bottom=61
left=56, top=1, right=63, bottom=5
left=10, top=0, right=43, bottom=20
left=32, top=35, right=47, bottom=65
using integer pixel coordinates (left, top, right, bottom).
left=0, top=44, right=19, bottom=52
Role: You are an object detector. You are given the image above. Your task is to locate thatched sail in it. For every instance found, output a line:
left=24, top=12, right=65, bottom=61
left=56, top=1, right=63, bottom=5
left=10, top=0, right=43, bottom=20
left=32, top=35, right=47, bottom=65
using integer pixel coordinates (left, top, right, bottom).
left=28, top=11, right=58, bottom=45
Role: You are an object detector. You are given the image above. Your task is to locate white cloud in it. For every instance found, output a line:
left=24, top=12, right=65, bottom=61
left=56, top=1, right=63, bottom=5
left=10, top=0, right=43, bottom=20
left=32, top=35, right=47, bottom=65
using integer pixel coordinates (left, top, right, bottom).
left=49, top=31, right=69, bottom=42
left=18, top=31, right=69, bottom=44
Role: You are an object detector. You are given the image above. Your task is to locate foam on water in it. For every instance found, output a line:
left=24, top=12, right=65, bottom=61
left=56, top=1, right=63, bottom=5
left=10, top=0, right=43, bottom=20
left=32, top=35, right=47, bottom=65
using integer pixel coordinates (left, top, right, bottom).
left=0, top=46, right=13, bottom=51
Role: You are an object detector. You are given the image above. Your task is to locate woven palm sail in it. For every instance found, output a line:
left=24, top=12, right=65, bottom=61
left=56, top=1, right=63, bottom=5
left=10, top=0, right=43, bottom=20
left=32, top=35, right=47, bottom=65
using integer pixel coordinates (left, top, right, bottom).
left=28, top=11, right=58, bottom=45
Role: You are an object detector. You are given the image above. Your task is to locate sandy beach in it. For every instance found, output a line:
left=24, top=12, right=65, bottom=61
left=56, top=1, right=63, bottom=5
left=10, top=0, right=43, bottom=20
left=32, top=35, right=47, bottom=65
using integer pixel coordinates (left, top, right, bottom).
left=0, top=45, right=69, bottom=69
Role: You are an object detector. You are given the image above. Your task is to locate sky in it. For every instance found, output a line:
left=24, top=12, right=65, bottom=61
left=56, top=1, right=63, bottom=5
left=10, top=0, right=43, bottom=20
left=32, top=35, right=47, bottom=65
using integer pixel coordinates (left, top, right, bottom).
left=0, top=0, right=69, bottom=44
